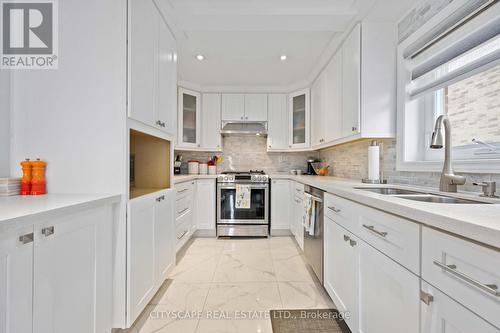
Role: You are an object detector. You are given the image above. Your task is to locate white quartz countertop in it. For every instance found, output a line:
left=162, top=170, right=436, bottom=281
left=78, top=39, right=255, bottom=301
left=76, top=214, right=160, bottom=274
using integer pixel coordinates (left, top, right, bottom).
left=0, top=194, right=121, bottom=233
left=174, top=173, right=500, bottom=248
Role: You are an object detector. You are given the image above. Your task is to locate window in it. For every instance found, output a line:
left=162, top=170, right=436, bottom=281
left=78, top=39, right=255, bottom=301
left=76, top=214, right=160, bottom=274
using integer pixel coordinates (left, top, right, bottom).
left=397, top=0, right=500, bottom=172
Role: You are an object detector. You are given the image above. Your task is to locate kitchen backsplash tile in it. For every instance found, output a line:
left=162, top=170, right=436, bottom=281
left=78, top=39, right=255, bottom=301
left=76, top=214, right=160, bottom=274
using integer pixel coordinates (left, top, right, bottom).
left=175, top=136, right=318, bottom=174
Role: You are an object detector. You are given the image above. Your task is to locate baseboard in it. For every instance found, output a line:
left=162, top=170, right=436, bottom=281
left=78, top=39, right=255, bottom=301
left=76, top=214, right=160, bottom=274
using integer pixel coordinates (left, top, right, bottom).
left=193, top=229, right=217, bottom=237
left=270, top=229, right=292, bottom=236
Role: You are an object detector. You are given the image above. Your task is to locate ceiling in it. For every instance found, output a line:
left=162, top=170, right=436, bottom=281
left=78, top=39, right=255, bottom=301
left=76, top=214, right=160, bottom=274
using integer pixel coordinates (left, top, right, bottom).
left=156, top=0, right=417, bottom=89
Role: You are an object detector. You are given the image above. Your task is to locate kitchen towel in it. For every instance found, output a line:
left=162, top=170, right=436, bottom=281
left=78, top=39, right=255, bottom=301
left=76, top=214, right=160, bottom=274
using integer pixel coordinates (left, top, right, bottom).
left=235, top=184, right=251, bottom=209
left=304, top=193, right=316, bottom=236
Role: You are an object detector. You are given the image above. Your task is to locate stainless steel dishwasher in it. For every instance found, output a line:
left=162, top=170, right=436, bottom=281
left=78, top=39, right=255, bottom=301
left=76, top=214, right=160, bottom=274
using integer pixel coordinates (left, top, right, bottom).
left=303, top=185, right=324, bottom=284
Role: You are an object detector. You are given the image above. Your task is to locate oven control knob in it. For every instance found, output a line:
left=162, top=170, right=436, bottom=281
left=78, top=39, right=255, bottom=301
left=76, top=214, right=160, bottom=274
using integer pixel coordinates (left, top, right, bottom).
left=224, top=176, right=229, bottom=181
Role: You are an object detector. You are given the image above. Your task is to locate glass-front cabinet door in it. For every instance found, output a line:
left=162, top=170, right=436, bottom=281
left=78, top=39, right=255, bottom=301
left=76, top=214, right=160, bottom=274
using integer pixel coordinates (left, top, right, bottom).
left=178, top=87, right=201, bottom=147
left=289, top=88, right=310, bottom=149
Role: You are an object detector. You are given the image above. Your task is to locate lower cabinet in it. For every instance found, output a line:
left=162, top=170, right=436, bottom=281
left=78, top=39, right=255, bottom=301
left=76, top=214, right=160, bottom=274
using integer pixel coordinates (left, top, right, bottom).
left=195, top=179, right=216, bottom=230
left=293, top=191, right=304, bottom=251
left=127, top=189, right=175, bottom=326
left=271, top=179, right=291, bottom=233
left=324, top=218, right=359, bottom=332
left=358, top=240, right=419, bottom=333
left=1, top=205, right=114, bottom=333
left=420, top=281, right=499, bottom=333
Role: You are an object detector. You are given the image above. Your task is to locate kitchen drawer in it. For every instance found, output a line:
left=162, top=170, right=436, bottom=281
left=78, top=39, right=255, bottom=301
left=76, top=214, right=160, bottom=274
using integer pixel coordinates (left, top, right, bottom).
left=175, top=207, right=191, bottom=228
left=324, top=193, right=358, bottom=232
left=357, top=205, right=420, bottom=274
left=175, top=213, right=191, bottom=250
left=176, top=195, right=191, bottom=219
left=422, top=227, right=500, bottom=329
left=421, top=281, right=499, bottom=333
left=174, top=181, right=194, bottom=200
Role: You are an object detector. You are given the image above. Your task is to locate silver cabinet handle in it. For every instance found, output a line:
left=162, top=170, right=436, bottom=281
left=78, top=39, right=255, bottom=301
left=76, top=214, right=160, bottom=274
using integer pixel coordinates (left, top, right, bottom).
left=156, top=195, right=165, bottom=202
left=19, top=233, right=34, bottom=244
left=343, top=235, right=350, bottom=242
left=177, top=188, right=188, bottom=193
left=420, top=291, right=434, bottom=305
left=41, top=226, right=55, bottom=237
left=178, top=207, right=189, bottom=215
left=433, top=260, right=500, bottom=297
left=156, top=120, right=166, bottom=127
left=328, top=206, right=341, bottom=213
left=352, top=126, right=357, bottom=132
left=177, top=230, right=188, bottom=240
left=362, top=224, right=388, bottom=238
left=349, top=239, right=357, bottom=247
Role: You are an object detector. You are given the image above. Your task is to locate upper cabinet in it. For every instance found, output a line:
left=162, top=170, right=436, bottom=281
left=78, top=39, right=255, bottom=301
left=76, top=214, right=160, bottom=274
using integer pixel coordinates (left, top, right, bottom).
left=128, top=0, right=177, bottom=136
left=267, top=94, right=288, bottom=151
left=177, top=88, right=201, bottom=148
left=221, top=94, right=268, bottom=122
left=201, top=93, right=222, bottom=151
left=310, top=22, right=396, bottom=149
left=289, top=88, right=310, bottom=149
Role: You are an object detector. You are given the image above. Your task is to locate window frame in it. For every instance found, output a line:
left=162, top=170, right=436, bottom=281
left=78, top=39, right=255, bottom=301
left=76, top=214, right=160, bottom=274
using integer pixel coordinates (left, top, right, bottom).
left=396, top=0, right=500, bottom=174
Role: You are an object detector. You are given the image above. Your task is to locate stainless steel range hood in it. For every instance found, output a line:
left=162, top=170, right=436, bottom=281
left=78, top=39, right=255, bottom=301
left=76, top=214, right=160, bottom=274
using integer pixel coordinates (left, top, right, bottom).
left=220, top=122, right=267, bottom=136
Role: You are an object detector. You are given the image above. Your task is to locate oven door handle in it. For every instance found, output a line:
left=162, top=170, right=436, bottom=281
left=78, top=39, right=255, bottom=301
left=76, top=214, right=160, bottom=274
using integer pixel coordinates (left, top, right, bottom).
left=218, top=185, right=268, bottom=190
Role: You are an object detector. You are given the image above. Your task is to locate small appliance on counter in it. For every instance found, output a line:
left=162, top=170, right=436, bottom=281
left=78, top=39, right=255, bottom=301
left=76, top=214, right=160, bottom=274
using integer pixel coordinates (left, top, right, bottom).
left=307, top=158, right=320, bottom=175
left=174, top=155, right=182, bottom=175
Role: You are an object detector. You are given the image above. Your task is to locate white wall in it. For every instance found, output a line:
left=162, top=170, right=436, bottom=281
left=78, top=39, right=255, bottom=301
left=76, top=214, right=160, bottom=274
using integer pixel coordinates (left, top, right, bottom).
left=0, top=71, right=10, bottom=177
left=9, top=0, right=127, bottom=194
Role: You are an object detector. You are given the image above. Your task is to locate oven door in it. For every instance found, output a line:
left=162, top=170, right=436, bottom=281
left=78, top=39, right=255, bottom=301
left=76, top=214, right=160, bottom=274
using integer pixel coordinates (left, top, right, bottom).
left=217, top=183, right=269, bottom=224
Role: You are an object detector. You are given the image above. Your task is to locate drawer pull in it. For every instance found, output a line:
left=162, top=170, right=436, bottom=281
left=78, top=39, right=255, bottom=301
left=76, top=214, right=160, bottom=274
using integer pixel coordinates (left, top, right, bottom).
left=178, top=207, right=189, bottom=215
left=433, top=260, right=500, bottom=297
left=343, top=235, right=350, bottom=242
left=328, top=206, right=341, bottom=213
left=177, top=230, right=188, bottom=240
left=41, top=226, right=55, bottom=237
left=362, top=224, right=388, bottom=238
left=177, top=188, right=188, bottom=194
left=156, top=195, right=165, bottom=202
left=19, top=233, right=34, bottom=245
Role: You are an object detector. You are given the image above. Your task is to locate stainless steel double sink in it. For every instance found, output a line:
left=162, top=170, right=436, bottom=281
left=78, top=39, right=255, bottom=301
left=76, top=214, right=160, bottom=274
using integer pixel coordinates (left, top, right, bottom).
left=354, top=187, right=491, bottom=204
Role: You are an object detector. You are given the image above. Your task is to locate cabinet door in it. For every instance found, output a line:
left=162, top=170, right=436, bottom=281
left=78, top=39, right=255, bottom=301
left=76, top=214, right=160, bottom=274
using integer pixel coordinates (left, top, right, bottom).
left=341, top=23, right=361, bottom=137
left=271, top=180, right=291, bottom=231
left=420, top=281, right=499, bottom=333
left=201, top=93, right=222, bottom=150
left=324, top=50, right=343, bottom=142
left=34, top=206, right=112, bottom=333
left=157, top=18, right=177, bottom=136
left=289, top=89, right=310, bottom=149
left=0, top=226, right=33, bottom=333
left=127, top=195, right=156, bottom=325
left=178, top=88, right=201, bottom=147
left=244, top=94, right=268, bottom=121
left=222, top=94, right=245, bottom=121
left=294, top=196, right=304, bottom=251
left=323, top=218, right=358, bottom=332
left=155, top=190, right=176, bottom=285
left=359, top=240, right=419, bottom=333
left=129, top=0, right=158, bottom=126
left=267, top=94, right=288, bottom=150
left=311, top=73, right=325, bottom=146
left=195, top=180, right=216, bottom=230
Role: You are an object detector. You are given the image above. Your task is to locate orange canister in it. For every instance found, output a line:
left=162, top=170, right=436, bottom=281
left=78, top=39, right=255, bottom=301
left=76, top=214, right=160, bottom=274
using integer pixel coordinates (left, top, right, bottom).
left=20, top=159, right=32, bottom=195
left=31, top=159, right=47, bottom=195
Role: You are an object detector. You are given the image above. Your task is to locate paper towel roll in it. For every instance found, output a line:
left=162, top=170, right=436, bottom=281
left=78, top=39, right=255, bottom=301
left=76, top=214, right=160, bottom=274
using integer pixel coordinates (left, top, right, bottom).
left=368, top=141, right=380, bottom=181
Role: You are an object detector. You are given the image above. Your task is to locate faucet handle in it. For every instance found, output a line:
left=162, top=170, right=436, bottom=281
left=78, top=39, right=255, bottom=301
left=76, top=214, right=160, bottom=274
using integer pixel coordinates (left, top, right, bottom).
left=473, top=181, right=498, bottom=198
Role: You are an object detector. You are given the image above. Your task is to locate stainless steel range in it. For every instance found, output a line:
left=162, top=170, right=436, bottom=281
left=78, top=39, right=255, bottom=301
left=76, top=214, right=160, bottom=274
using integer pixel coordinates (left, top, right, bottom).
left=217, top=170, right=269, bottom=237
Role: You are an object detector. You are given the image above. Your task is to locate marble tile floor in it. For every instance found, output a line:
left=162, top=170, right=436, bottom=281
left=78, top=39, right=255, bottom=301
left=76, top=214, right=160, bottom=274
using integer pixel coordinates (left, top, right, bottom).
left=119, top=237, right=334, bottom=333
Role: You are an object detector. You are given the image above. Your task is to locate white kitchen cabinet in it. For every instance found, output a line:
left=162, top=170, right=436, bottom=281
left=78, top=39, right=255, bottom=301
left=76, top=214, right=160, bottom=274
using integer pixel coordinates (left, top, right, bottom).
left=292, top=184, right=305, bottom=250
left=358, top=240, right=420, bottom=333
left=420, top=281, right=499, bottom=333
left=155, top=189, right=176, bottom=285
left=178, top=88, right=201, bottom=148
left=129, top=0, right=176, bottom=135
left=33, top=206, right=113, bottom=333
left=267, top=94, right=288, bottom=150
left=129, top=0, right=157, bottom=127
left=323, top=50, right=342, bottom=143
left=324, top=218, right=359, bottom=332
left=244, top=94, right=268, bottom=121
left=201, top=94, right=222, bottom=151
left=222, top=94, right=245, bottom=121
left=271, top=179, right=291, bottom=233
left=341, top=23, right=361, bottom=138
left=289, top=89, right=310, bottom=149
left=311, top=72, right=326, bottom=146
left=157, top=19, right=177, bottom=136
left=128, top=190, right=174, bottom=326
left=174, top=181, right=196, bottom=248
left=195, top=179, right=216, bottom=230
left=0, top=226, right=34, bottom=333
